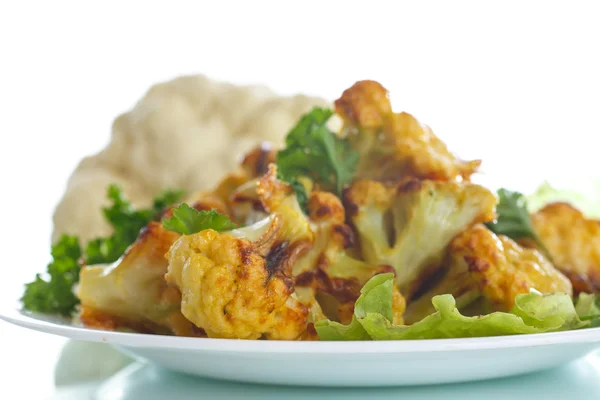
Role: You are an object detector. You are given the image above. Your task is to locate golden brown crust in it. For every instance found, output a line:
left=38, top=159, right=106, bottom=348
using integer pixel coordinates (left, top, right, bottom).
left=79, top=306, right=157, bottom=334
left=296, top=268, right=363, bottom=304
left=165, top=229, right=309, bottom=340
left=79, top=306, right=206, bottom=337
left=78, top=222, right=204, bottom=336
left=299, top=323, right=320, bottom=341
left=344, top=178, right=497, bottom=300
left=257, top=164, right=293, bottom=212
left=342, top=179, right=392, bottom=217
left=335, top=80, right=480, bottom=182
left=530, top=202, right=600, bottom=293
left=450, top=225, right=572, bottom=310
left=184, top=144, right=276, bottom=224
left=334, top=80, right=392, bottom=130
left=307, top=191, right=346, bottom=224
left=128, top=221, right=181, bottom=260
left=240, top=142, right=277, bottom=177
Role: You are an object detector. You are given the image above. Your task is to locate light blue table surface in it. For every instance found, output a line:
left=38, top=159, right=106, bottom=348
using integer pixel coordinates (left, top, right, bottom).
left=53, top=352, right=600, bottom=400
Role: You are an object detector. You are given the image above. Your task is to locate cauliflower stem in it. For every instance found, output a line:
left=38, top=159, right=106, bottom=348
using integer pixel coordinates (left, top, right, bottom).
left=344, top=178, right=497, bottom=299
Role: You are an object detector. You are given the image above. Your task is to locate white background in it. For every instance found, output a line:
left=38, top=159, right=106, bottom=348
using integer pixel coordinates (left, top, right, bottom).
left=0, top=1, right=599, bottom=398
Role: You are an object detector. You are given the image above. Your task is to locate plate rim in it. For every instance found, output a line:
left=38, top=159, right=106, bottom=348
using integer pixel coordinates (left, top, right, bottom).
left=3, top=307, right=600, bottom=354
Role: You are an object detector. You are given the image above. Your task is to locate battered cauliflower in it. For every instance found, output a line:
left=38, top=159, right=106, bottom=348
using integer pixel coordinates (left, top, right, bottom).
left=53, top=75, right=330, bottom=245
left=344, top=178, right=497, bottom=299
left=334, top=80, right=480, bottom=182
left=78, top=222, right=201, bottom=336
left=529, top=202, right=600, bottom=294
left=405, top=225, right=573, bottom=323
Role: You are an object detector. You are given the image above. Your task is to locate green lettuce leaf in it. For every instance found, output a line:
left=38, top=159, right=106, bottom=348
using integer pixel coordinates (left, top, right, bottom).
left=575, top=293, right=600, bottom=321
left=316, top=274, right=590, bottom=341
left=315, top=274, right=393, bottom=340
left=527, top=181, right=600, bottom=218
left=313, top=317, right=370, bottom=341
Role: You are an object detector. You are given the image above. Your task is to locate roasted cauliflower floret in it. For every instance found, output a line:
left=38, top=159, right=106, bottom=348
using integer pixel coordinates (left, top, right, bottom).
left=294, top=191, right=406, bottom=324
left=78, top=222, right=201, bottom=336
left=165, top=228, right=308, bottom=340
left=344, top=178, right=496, bottom=299
left=260, top=165, right=404, bottom=324
left=334, top=80, right=480, bottom=182
left=164, top=165, right=316, bottom=340
left=530, top=202, right=600, bottom=293
left=184, top=143, right=275, bottom=224
left=405, top=225, right=573, bottom=323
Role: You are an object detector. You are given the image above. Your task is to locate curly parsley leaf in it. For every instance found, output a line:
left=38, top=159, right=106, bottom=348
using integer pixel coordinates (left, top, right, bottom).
left=85, top=236, right=126, bottom=266
left=277, top=107, right=358, bottom=196
left=162, top=204, right=237, bottom=235
left=152, top=189, right=186, bottom=215
left=21, top=235, right=82, bottom=317
left=486, top=189, right=552, bottom=260
left=22, top=185, right=184, bottom=316
left=103, top=184, right=155, bottom=238
left=85, top=185, right=184, bottom=265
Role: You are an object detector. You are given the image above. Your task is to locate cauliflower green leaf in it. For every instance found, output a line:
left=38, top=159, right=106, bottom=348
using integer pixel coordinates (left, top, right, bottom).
left=162, top=203, right=237, bottom=235
left=316, top=274, right=589, bottom=341
left=21, top=235, right=82, bottom=316
left=276, top=107, right=358, bottom=196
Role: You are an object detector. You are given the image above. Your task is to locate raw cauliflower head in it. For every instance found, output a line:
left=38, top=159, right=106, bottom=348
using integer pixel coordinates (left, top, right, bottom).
left=344, top=178, right=497, bottom=299
left=405, top=225, right=573, bottom=323
left=52, top=75, right=329, bottom=245
left=334, top=80, right=480, bottom=182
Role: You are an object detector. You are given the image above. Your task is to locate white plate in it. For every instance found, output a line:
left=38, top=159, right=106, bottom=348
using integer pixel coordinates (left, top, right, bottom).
left=3, top=307, right=600, bottom=387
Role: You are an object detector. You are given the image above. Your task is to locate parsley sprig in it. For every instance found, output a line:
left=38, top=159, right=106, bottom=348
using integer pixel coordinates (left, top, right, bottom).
left=85, top=186, right=184, bottom=264
left=162, top=204, right=237, bottom=235
left=21, top=185, right=184, bottom=316
left=276, top=107, right=358, bottom=208
left=21, top=235, right=82, bottom=317
left=486, top=189, right=552, bottom=260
